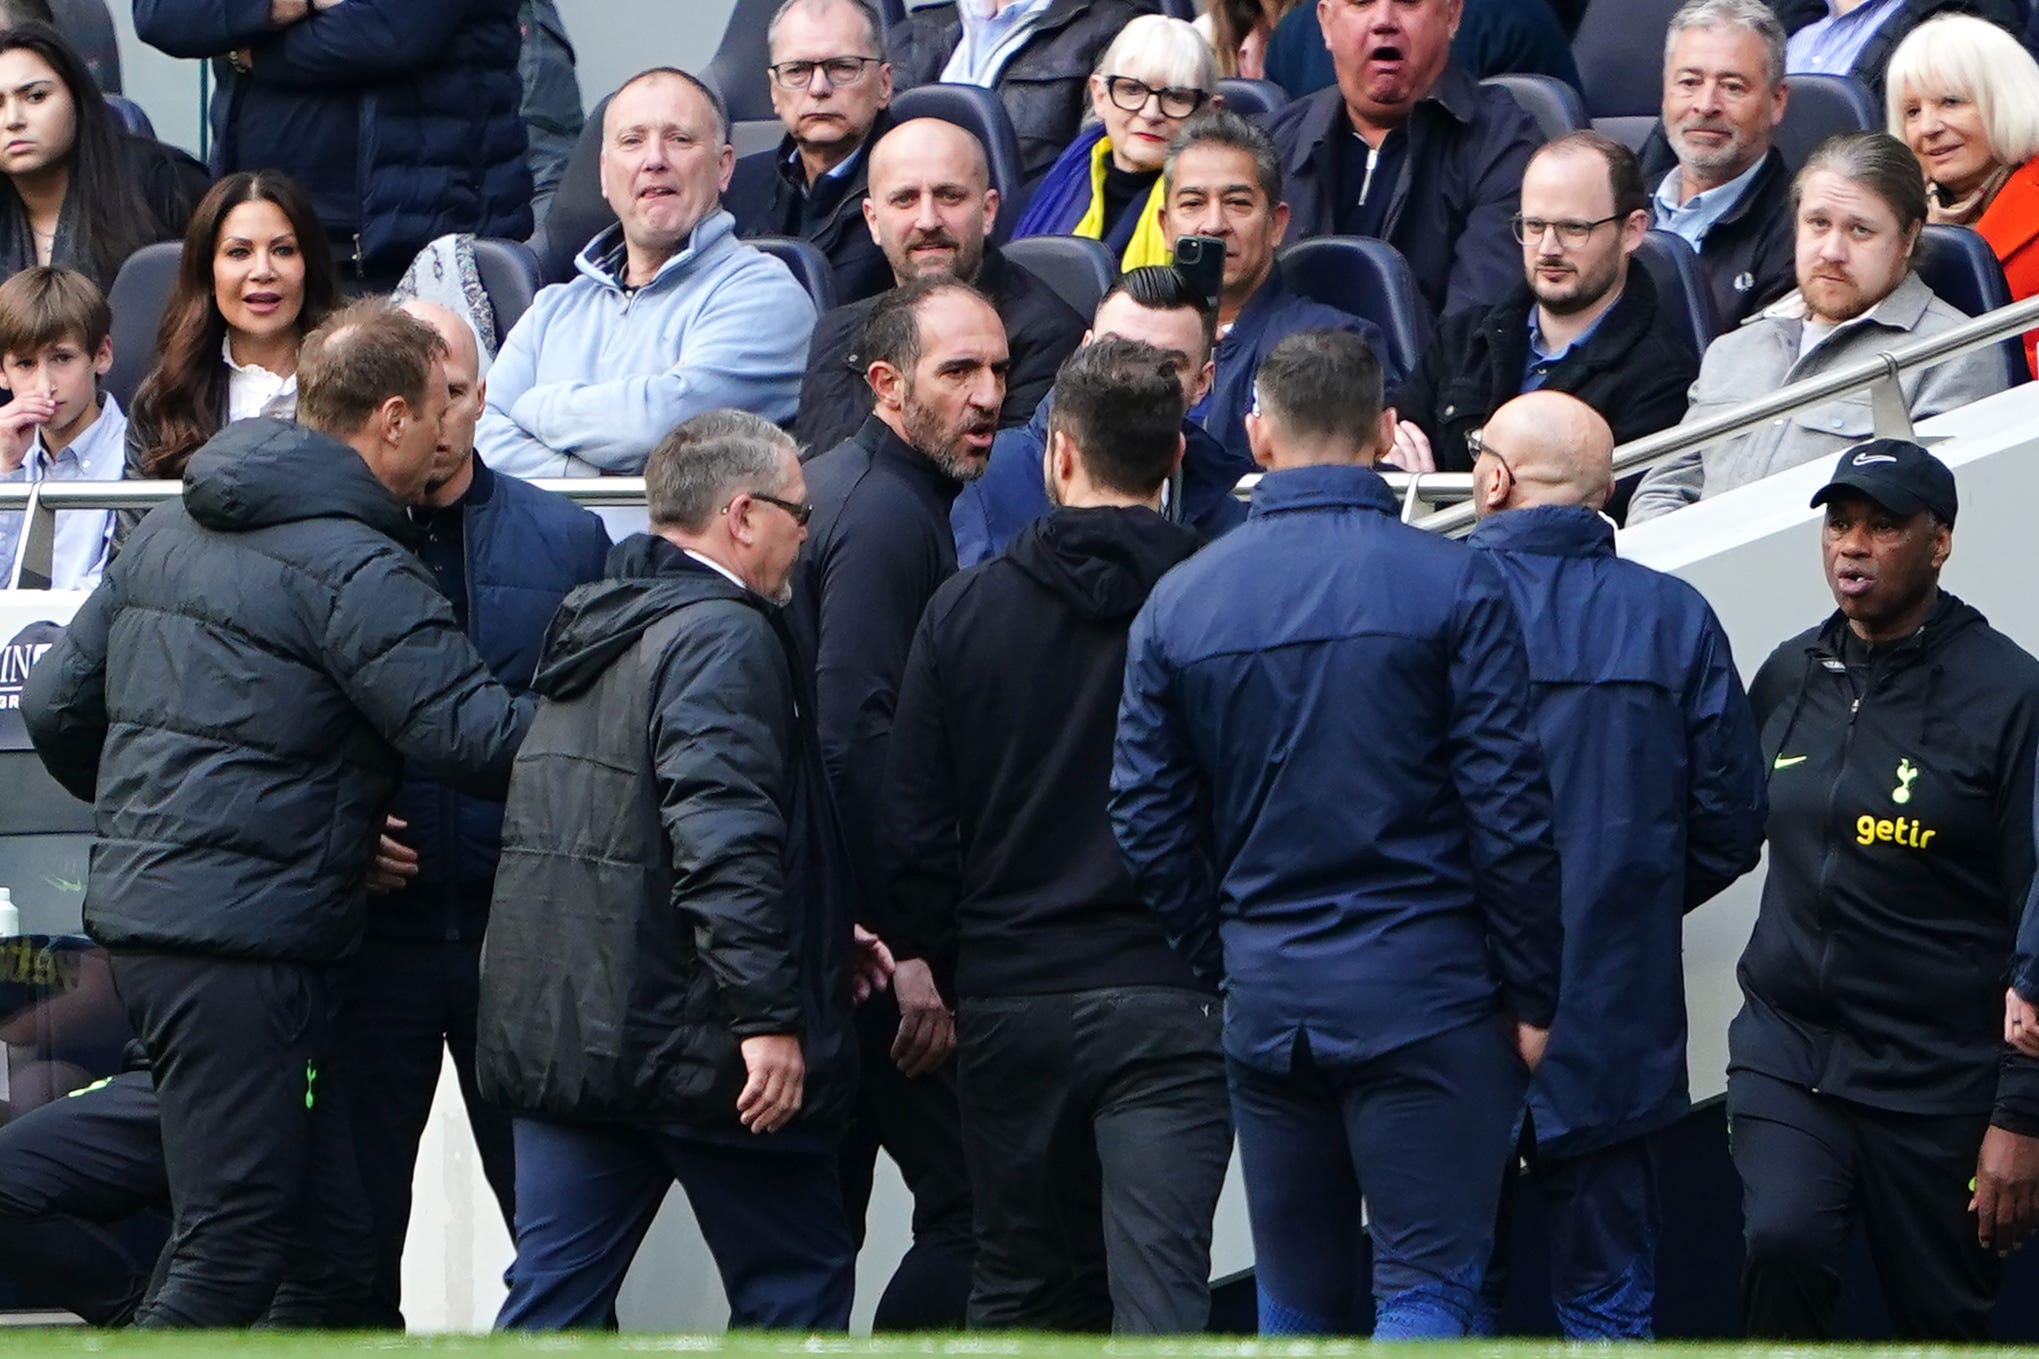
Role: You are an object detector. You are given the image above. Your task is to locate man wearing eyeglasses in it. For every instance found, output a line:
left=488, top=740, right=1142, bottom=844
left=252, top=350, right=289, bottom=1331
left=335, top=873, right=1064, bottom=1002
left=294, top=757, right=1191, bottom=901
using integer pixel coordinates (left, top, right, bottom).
left=888, top=0, right=1162, bottom=184
left=728, top=0, right=897, bottom=305
left=1386, top=132, right=1696, bottom=518
left=1465, top=391, right=1766, bottom=1338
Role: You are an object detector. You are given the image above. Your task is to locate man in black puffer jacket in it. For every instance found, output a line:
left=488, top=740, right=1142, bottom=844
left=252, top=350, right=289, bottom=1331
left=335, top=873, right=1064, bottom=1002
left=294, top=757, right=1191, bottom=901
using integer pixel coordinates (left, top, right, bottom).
left=885, top=339, right=1229, bottom=1333
left=21, top=301, right=531, bottom=1328
left=478, top=411, right=866, bottom=1332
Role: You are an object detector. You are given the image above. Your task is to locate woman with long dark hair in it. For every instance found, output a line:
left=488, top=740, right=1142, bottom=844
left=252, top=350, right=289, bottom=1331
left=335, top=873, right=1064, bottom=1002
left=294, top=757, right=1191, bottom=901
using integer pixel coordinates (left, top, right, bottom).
left=0, top=23, right=206, bottom=289
left=126, top=171, right=339, bottom=481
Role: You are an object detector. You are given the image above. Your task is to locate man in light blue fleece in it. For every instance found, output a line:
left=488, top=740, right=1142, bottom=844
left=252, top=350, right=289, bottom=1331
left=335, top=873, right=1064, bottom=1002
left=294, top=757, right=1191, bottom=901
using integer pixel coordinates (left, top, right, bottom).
left=478, top=67, right=815, bottom=483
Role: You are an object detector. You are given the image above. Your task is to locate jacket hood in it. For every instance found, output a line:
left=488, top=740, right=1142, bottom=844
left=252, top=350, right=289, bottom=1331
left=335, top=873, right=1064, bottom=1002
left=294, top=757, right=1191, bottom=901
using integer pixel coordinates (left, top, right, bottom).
left=533, top=534, right=760, bottom=700
left=1006, top=505, right=1200, bottom=622
left=1468, top=504, right=1616, bottom=558
left=183, top=417, right=410, bottom=539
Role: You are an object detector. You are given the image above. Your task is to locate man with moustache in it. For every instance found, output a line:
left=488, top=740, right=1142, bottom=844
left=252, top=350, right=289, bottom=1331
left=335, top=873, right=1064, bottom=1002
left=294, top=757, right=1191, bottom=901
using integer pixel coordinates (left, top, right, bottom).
left=1387, top=133, right=1695, bottom=517
left=1639, top=0, right=1798, bottom=327
left=727, top=0, right=897, bottom=304
left=788, top=277, right=1009, bottom=1328
left=793, top=117, right=1084, bottom=455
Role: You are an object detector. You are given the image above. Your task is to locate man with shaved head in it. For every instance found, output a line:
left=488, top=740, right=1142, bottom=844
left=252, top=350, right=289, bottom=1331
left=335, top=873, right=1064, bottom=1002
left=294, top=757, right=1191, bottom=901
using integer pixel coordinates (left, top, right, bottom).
left=335, top=297, right=610, bottom=1325
left=794, top=116, right=1085, bottom=453
left=1467, top=391, right=1767, bottom=1339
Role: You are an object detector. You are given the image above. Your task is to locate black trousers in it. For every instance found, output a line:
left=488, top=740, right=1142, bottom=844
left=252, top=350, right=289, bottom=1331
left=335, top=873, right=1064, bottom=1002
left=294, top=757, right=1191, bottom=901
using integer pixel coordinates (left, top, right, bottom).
left=838, top=988, right=975, bottom=1329
left=110, top=951, right=377, bottom=1328
left=956, top=985, right=1231, bottom=1334
left=0, top=1069, right=167, bottom=1324
left=1729, top=1069, right=1999, bottom=1340
left=333, top=934, right=516, bottom=1327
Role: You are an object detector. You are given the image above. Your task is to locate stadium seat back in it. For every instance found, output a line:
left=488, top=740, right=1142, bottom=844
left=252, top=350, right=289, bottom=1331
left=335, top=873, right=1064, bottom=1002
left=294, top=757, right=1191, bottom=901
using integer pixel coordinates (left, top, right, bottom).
left=1276, top=235, right=1431, bottom=382
left=1215, top=77, right=1290, bottom=119
left=702, top=0, right=783, bottom=125
left=1630, top=229, right=1721, bottom=361
left=751, top=234, right=839, bottom=313
left=531, top=94, right=613, bottom=285
left=888, top=82, right=1030, bottom=240
left=1591, top=115, right=1657, bottom=155
left=52, top=0, right=120, bottom=93
left=1571, top=0, right=1684, bottom=117
left=1915, top=222, right=2029, bottom=386
left=104, top=240, right=180, bottom=411
left=1002, top=234, right=1115, bottom=319
left=105, top=94, right=153, bottom=140
left=1774, top=74, right=1880, bottom=171
left=1483, top=73, right=1587, bottom=141
left=470, top=237, right=546, bottom=344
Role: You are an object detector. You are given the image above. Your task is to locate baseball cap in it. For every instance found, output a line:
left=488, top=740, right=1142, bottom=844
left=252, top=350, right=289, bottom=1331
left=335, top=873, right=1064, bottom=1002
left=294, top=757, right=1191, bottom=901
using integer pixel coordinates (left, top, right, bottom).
left=1809, top=439, right=1957, bottom=525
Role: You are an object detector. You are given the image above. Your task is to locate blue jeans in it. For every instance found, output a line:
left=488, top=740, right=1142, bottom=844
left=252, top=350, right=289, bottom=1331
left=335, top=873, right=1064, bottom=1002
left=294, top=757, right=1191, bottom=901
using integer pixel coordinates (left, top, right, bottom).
left=1228, top=1016, right=1525, bottom=1338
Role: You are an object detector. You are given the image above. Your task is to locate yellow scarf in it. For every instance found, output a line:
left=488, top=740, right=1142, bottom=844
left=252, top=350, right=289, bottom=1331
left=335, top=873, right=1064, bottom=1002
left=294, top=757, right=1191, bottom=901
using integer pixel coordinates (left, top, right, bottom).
left=1073, top=135, right=1174, bottom=270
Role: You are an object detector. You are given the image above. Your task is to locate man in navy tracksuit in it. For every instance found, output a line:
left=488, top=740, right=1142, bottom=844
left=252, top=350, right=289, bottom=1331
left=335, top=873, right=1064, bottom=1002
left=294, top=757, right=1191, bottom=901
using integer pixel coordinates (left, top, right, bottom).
left=1734, top=441, right=2039, bottom=1339
left=1111, top=329, right=1564, bottom=1338
left=1466, top=391, right=1768, bottom=1338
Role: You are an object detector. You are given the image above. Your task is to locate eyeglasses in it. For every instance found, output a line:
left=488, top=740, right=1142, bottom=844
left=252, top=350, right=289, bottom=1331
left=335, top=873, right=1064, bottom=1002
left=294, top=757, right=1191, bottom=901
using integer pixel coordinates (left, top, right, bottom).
left=1509, top=213, right=1623, bottom=247
left=735, top=490, right=815, bottom=527
left=768, top=56, right=882, bottom=90
left=1103, top=75, right=1209, bottom=119
left=1465, top=427, right=1516, bottom=481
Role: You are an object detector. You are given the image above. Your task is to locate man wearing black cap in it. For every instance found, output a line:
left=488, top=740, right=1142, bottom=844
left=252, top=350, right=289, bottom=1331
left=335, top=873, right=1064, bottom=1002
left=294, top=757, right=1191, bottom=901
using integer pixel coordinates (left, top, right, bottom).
left=1730, top=439, right=2039, bottom=1340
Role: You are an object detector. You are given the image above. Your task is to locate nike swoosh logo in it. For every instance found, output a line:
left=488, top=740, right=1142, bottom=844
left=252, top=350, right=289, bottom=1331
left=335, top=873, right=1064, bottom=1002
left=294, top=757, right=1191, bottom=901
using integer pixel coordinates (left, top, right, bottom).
left=1774, top=754, right=1809, bottom=769
left=1851, top=453, right=1898, bottom=466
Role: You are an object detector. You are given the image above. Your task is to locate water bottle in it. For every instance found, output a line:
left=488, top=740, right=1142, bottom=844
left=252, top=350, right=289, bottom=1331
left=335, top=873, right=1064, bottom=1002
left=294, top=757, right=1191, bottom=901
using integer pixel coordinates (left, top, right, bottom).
left=0, top=888, right=16, bottom=938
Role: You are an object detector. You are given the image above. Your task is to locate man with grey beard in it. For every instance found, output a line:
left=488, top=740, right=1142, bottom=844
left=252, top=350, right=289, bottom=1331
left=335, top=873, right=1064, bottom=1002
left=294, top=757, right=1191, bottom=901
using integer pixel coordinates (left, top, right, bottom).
left=1640, top=0, right=1797, bottom=325
left=785, top=274, right=1007, bottom=1328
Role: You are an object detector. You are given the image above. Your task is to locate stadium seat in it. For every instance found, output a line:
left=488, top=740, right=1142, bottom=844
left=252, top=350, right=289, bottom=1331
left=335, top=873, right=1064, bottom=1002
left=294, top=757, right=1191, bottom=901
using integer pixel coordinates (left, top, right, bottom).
left=105, top=95, right=153, bottom=140
left=104, top=239, right=179, bottom=411
left=530, top=93, right=611, bottom=285
left=470, top=237, right=546, bottom=345
left=1276, top=236, right=1431, bottom=383
left=889, top=83, right=1031, bottom=240
left=1571, top=0, right=1685, bottom=117
left=1155, top=0, right=1198, bottom=17
left=876, top=0, right=906, bottom=27
left=1002, top=234, right=1115, bottom=319
left=1482, top=73, right=1588, bottom=142
left=52, top=0, right=120, bottom=93
left=1774, top=73, right=1880, bottom=171
left=751, top=234, right=839, bottom=314
left=1215, top=78, right=1290, bottom=119
left=1591, top=115, right=1657, bottom=155
left=1630, top=229, right=1720, bottom=361
left=701, top=0, right=780, bottom=126
left=1915, top=223, right=2030, bottom=386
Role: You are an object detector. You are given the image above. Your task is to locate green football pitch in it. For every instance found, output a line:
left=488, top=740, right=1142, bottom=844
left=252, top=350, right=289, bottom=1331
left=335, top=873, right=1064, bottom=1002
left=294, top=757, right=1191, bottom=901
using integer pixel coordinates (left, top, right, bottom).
left=0, top=1339, right=2024, bottom=1358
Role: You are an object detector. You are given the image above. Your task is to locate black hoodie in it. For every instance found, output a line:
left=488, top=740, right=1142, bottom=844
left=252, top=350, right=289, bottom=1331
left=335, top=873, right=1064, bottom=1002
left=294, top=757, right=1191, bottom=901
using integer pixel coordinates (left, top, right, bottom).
left=884, top=505, right=1207, bottom=998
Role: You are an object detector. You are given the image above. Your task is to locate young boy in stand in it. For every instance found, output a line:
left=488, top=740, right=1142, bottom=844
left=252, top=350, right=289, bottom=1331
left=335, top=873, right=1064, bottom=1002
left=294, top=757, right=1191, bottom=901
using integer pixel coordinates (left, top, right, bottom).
left=0, top=267, right=123, bottom=590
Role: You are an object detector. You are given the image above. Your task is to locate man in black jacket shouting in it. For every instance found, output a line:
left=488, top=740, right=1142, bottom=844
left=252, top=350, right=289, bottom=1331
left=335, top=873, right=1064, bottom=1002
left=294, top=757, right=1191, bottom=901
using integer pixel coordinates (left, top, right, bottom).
left=478, top=410, right=870, bottom=1331
left=1733, top=440, right=2039, bottom=1340
left=21, top=301, right=532, bottom=1328
left=885, top=338, right=1228, bottom=1333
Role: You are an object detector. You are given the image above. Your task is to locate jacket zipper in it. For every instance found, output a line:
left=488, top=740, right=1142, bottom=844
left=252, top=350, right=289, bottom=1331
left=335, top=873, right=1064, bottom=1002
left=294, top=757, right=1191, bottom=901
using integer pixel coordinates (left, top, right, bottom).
left=1810, top=661, right=1866, bottom=1092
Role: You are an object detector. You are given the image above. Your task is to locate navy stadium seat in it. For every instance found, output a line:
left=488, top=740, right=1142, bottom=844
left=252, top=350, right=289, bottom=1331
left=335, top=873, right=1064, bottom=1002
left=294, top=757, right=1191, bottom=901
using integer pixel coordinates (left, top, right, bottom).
left=751, top=234, right=839, bottom=314
left=104, top=240, right=179, bottom=411
left=1630, top=229, right=1721, bottom=361
left=1276, top=235, right=1431, bottom=383
left=1483, top=73, right=1587, bottom=142
left=52, top=0, right=119, bottom=93
left=1002, top=234, right=1115, bottom=320
left=470, top=237, right=546, bottom=345
left=1774, top=74, right=1880, bottom=171
left=889, top=82, right=1031, bottom=240
left=1571, top=0, right=1686, bottom=117
left=104, top=94, right=152, bottom=140
left=1215, top=77, right=1290, bottom=119
left=1915, top=223, right=2029, bottom=386
left=530, top=94, right=611, bottom=285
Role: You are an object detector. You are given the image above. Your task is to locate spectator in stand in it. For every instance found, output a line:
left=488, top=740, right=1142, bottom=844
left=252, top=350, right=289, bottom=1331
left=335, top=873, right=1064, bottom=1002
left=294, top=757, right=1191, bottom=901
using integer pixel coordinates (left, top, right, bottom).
left=478, top=68, right=814, bottom=486
left=1264, top=0, right=1543, bottom=320
left=727, top=0, right=897, bottom=306
left=1466, top=391, right=1768, bottom=1340
left=1629, top=132, right=2009, bottom=521
left=518, top=0, right=583, bottom=222
left=131, top=0, right=532, bottom=289
left=1263, top=0, right=1581, bottom=108
left=0, top=267, right=123, bottom=590
left=1776, top=0, right=2020, bottom=104
left=1110, top=329, right=1562, bottom=1338
left=124, top=171, right=342, bottom=483
left=1202, top=0, right=1303, bottom=78
left=1159, top=109, right=1390, bottom=470
left=0, top=25, right=207, bottom=292
left=790, top=278, right=1011, bottom=1330
left=888, top=0, right=1162, bottom=186
left=953, top=264, right=1239, bottom=566
left=1887, top=14, right=2039, bottom=372
left=1642, top=0, right=1798, bottom=327
left=1388, top=133, right=1696, bottom=520
left=1011, top=16, right=1215, bottom=271
left=886, top=339, right=1230, bottom=1333
left=794, top=117, right=1084, bottom=454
